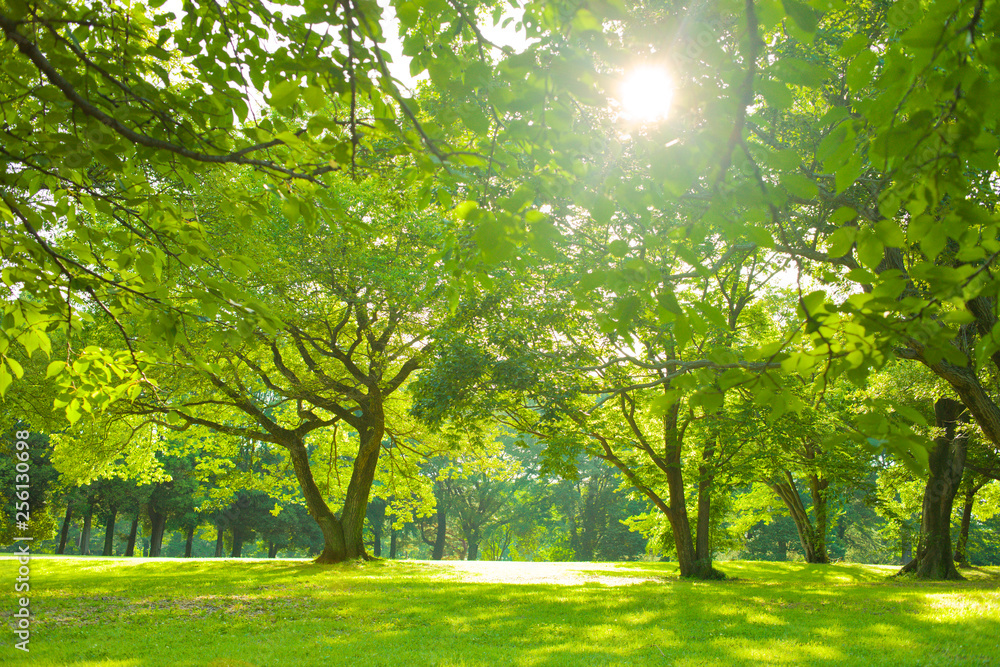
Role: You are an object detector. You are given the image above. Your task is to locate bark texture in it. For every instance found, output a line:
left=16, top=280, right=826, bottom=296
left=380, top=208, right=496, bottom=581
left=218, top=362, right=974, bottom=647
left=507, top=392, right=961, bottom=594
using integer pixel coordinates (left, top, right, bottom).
left=953, top=481, right=984, bottom=568
left=214, top=522, right=225, bottom=558
left=57, top=504, right=72, bottom=555
left=148, top=511, right=167, bottom=557
left=125, top=513, right=139, bottom=557
left=79, top=504, right=93, bottom=555
left=768, top=469, right=829, bottom=564
left=899, top=398, right=967, bottom=580
left=102, top=506, right=118, bottom=556
left=694, top=439, right=719, bottom=576
left=431, top=498, right=448, bottom=560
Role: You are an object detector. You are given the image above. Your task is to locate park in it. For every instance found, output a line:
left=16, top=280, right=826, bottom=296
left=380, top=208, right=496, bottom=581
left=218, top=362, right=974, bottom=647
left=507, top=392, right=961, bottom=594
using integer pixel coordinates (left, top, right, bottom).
left=2, top=0, right=1000, bottom=663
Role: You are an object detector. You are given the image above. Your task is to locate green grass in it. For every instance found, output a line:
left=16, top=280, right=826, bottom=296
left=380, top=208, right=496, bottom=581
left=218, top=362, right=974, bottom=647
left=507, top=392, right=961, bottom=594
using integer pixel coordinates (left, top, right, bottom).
left=2, top=557, right=998, bottom=666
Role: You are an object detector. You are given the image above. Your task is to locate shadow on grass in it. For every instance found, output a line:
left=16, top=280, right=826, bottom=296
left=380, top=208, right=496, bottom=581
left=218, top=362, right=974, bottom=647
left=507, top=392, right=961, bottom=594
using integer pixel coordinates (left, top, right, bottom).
left=2, top=558, right=998, bottom=666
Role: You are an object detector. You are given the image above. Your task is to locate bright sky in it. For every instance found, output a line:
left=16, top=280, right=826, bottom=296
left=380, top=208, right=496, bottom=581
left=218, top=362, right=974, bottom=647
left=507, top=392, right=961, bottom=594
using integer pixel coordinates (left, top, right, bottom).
left=618, top=66, right=672, bottom=123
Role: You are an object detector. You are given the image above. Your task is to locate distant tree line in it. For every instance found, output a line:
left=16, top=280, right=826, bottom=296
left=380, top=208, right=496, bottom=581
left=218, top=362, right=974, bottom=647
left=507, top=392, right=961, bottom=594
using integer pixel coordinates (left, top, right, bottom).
left=5, top=427, right=998, bottom=566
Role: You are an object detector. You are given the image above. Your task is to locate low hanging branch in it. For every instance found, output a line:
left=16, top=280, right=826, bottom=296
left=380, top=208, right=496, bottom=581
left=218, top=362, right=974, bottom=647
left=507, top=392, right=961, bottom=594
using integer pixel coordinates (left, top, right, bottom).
left=0, top=12, right=331, bottom=181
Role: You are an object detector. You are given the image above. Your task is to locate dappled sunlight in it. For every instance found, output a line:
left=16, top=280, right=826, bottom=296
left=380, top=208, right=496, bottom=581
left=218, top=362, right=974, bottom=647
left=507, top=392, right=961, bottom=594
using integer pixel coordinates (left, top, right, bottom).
left=4, top=558, right=1000, bottom=666
left=730, top=640, right=844, bottom=663
left=918, top=591, right=1000, bottom=622
left=744, top=611, right=786, bottom=626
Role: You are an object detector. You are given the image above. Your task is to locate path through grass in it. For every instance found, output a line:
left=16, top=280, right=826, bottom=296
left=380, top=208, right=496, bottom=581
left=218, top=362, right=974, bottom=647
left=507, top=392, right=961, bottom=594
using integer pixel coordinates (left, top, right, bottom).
left=1, top=557, right=998, bottom=666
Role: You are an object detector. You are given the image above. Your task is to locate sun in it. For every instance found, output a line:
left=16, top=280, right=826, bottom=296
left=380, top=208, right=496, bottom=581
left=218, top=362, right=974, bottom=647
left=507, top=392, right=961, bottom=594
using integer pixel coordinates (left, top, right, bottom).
left=619, top=66, right=672, bottom=123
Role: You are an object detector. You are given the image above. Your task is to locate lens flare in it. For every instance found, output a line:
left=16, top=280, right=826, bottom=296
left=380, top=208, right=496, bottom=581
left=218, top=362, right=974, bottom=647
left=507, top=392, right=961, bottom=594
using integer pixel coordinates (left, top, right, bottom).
left=619, top=66, right=672, bottom=123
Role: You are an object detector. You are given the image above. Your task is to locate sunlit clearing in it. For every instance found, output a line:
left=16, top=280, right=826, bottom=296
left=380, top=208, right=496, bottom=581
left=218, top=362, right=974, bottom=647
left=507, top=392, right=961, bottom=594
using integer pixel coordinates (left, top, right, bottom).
left=619, top=66, right=672, bottom=123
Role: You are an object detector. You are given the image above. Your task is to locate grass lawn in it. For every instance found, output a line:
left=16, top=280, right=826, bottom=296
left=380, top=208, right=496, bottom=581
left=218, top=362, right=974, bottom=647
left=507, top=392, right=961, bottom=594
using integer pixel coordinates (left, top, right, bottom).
left=1, top=556, right=998, bottom=666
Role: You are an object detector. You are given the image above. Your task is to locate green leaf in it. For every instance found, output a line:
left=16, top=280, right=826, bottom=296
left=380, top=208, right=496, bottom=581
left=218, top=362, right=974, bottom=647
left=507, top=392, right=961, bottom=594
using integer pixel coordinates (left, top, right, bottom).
left=608, top=239, right=630, bottom=257
left=694, top=390, right=725, bottom=414
left=46, top=360, right=67, bottom=378
left=578, top=270, right=607, bottom=291
left=454, top=201, right=479, bottom=221
left=571, top=8, right=603, bottom=32
left=838, top=33, right=868, bottom=58
left=269, top=80, right=301, bottom=110
left=757, top=78, right=793, bottom=108
left=771, top=57, right=830, bottom=88
left=301, top=85, right=326, bottom=111
left=856, top=229, right=884, bottom=270
left=875, top=219, right=905, bottom=248
left=592, top=197, right=615, bottom=225
left=800, top=290, right=827, bottom=315
left=783, top=173, right=818, bottom=200
left=4, top=356, right=23, bottom=379
left=846, top=49, right=877, bottom=95
left=782, top=0, right=819, bottom=34
left=834, top=156, right=863, bottom=193
left=830, top=206, right=857, bottom=225
left=66, top=399, right=82, bottom=425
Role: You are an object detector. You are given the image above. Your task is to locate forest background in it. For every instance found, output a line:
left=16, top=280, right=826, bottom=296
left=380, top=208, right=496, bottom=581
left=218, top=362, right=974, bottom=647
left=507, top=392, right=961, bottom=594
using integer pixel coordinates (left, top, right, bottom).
left=2, top=0, right=1000, bottom=580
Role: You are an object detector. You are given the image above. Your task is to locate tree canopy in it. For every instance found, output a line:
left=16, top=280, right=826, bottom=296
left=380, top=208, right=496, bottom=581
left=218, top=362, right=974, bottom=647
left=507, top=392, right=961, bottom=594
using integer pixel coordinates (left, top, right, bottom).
left=3, top=0, right=1000, bottom=578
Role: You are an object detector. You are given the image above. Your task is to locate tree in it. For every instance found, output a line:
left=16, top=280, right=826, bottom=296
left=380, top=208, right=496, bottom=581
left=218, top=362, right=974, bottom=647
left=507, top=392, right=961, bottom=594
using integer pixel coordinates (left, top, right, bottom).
left=899, top=398, right=969, bottom=579
left=441, top=448, right=521, bottom=561
left=413, top=255, right=783, bottom=577
left=954, top=444, right=1000, bottom=567
left=518, top=0, right=1000, bottom=579
left=0, top=429, right=58, bottom=544
left=739, top=381, right=876, bottom=564
left=1, top=0, right=533, bottom=408
left=109, top=174, right=471, bottom=563
left=142, top=455, right=200, bottom=557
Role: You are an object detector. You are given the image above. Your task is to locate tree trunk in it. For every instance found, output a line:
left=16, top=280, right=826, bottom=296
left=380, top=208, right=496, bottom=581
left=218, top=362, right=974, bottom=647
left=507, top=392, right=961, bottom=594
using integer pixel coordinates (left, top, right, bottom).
left=57, top=504, right=73, bottom=555
left=148, top=518, right=158, bottom=557
left=230, top=527, right=243, bottom=558
left=694, top=438, right=716, bottom=573
left=184, top=525, right=195, bottom=558
left=268, top=541, right=279, bottom=558
left=389, top=529, right=398, bottom=559
left=432, top=498, right=447, bottom=561
left=662, top=407, right=720, bottom=578
left=125, top=513, right=139, bottom=557
left=340, top=412, right=386, bottom=561
left=80, top=504, right=93, bottom=556
left=899, top=398, right=967, bottom=580
left=214, top=521, right=225, bottom=558
left=579, top=478, right=597, bottom=561
left=809, top=472, right=830, bottom=564
left=593, top=397, right=720, bottom=579
left=467, top=528, right=480, bottom=561
left=286, top=437, right=347, bottom=563
left=954, top=496, right=973, bottom=567
left=901, top=525, right=912, bottom=565
left=148, top=512, right=167, bottom=557
left=769, top=471, right=828, bottom=564
left=154, top=516, right=166, bottom=556
left=102, top=505, right=118, bottom=556
left=368, top=497, right=387, bottom=558
left=953, top=483, right=982, bottom=568
left=804, top=439, right=830, bottom=564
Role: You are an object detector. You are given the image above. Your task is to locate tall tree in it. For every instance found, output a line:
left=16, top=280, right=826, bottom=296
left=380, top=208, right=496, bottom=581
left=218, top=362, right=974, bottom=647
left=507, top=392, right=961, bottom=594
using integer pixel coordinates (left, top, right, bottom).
left=110, top=174, right=470, bottom=562
left=0, top=0, right=532, bottom=408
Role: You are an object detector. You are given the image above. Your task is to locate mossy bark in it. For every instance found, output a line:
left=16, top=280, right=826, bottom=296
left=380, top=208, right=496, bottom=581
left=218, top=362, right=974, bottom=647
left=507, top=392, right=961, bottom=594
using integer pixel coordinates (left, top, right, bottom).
left=898, top=398, right=967, bottom=580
